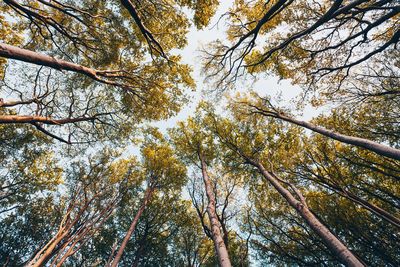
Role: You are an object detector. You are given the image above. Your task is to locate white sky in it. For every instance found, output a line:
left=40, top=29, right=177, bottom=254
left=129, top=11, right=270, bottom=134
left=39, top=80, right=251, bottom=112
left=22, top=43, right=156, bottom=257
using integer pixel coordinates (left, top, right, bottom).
left=150, top=1, right=323, bottom=135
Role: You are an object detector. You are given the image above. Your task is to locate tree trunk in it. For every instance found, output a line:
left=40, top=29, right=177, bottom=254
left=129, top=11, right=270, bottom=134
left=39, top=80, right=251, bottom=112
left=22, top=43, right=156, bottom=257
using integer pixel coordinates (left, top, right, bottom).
left=0, top=115, right=95, bottom=125
left=251, top=160, right=365, bottom=267
left=199, top=153, right=232, bottom=267
left=0, top=43, right=129, bottom=89
left=258, top=110, right=400, bottom=160
left=109, top=185, right=154, bottom=267
left=336, top=187, right=400, bottom=228
left=26, top=230, right=69, bottom=267
left=0, top=43, right=99, bottom=78
left=310, top=175, right=400, bottom=228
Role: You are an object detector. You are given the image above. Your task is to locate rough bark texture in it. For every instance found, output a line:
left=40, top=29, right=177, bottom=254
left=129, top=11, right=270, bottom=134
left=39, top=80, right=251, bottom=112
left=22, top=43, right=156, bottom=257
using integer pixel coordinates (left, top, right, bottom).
left=251, top=160, right=365, bottom=267
left=109, top=185, right=154, bottom=267
left=199, top=153, right=232, bottom=267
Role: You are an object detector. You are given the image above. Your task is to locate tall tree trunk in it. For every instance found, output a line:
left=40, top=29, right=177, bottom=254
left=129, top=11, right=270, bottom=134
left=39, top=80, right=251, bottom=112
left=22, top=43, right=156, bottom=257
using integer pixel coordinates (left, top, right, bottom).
left=26, top=192, right=89, bottom=267
left=109, top=185, right=154, bottom=267
left=0, top=43, right=97, bottom=79
left=255, top=109, right=400, bottom=160
left=251, top=160, right=365, bottom=267
left=199, top=153, right=232, bottom=267
left=0, top=43, right=130, bottom=89
left=334, top=186, right=400, bottom=228
left=308, top=173, right=400, bottom=228
left=26, top=228, right=70, bottom=267
left=0, top=115, right=95, bottom=124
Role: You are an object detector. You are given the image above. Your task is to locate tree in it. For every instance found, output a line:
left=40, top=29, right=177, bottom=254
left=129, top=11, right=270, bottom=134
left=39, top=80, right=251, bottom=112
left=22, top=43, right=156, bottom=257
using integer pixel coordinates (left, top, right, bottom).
left=0, top=0, right=225, bottom=143
left=26, top=151, right=134, bottom=267
left=231, top=92, right=400, bottom=228
left=170, top=106, right=233, bottom=267
left=237, top=93, right=400, bottom=160
left=108, top=128, right=187, bottom=266
left=205, top=0, right=399, bottom=91
left=187, top=166, right=250, bottom=266
left=0, top=2, right=398, bottom=266
left=198, top=102, right=365, bottom=266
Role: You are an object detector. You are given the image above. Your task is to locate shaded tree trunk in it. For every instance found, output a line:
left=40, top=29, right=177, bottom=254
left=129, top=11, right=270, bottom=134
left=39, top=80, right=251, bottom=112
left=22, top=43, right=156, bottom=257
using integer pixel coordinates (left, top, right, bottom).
left=131, top=240, right=146, bottom=267
left=109, top=185, right=154, bottom=267
left=253, top=108, right=400, bottom=160
left=0, top=43, right=132, bottom=89
left=250, top=159, right=365, bottom=267
left=199, top=153, right=232, bottom=267
left=331, top=185, right=400, bottom=228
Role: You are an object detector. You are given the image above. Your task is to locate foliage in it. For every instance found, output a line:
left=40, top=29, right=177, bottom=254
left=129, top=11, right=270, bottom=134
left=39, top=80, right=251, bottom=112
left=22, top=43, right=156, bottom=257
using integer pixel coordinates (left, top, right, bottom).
left=0, top=1, right=399, bottom=266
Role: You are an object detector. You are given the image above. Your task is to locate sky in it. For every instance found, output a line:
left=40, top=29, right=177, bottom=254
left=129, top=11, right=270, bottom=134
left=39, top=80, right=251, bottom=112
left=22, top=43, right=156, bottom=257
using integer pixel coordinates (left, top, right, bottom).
left=150, top=1, right=323, bottom=135
left=130, top=6, right=324, bottom=262
left=0, top=3, right=333, bottom=265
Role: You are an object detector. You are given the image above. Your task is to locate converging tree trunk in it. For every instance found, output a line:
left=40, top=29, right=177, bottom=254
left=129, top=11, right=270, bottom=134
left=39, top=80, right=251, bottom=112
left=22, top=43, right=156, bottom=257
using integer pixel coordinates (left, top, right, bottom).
left=249, top=159, right=365, bottom=267
left=26, top=189, right=118, bottom=267
left=0, top=115, right=96, bottom=125
left=252, top=107, right=400, bottom=160
left=109, top=185, right=155, bottom=267
left=304, top=171, right=400, bottom=228
left=199, top=153, right=232, bottom=267
left=0, top=43, right=133, bottom=90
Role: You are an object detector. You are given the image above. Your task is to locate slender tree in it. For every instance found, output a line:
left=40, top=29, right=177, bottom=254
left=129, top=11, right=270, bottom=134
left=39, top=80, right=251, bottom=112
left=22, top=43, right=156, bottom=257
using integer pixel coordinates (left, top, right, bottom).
left=170, top=110, right=233, bottom=267
left=200, top=103, right=366, bottom=266
left=108, top=129, right=186, bottom=266
left=26, top=152, right=132, bottom=267
left=243, top=97, right=400, bottom=160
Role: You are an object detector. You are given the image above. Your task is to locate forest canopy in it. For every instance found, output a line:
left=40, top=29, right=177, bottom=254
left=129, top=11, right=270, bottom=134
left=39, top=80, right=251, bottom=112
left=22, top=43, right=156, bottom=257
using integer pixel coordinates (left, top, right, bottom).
left=0, top=1, right=399, bottom=266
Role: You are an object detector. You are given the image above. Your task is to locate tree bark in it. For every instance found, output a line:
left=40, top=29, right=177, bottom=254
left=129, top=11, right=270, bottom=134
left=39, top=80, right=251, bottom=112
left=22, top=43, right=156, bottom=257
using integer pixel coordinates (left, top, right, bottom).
left=199, top=153, right=232, bottom=267
left=254, top=109, right=400, bottom=160
left=307, top=172, right=400, bottom=228
left=333, top=186, right=400, bottom=228
left=0, top=43, right=130, bottom=89
left=26, top=223, right=72, bottom=267
left=0, top=98, right=36, bottom=107
left=119, top=0, right=166, bottom=58
left=109, top=185, right=154, bottom=267
left=0, top=115, right=95, bottom=125
left=251, top=160, right=365, bottom=267
left=0, top=43, right=96, bottom=77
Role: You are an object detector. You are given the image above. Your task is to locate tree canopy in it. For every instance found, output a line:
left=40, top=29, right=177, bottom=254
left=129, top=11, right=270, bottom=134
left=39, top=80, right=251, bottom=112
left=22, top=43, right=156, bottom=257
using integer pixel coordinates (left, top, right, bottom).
left=1, top=1, right=399, bottom=266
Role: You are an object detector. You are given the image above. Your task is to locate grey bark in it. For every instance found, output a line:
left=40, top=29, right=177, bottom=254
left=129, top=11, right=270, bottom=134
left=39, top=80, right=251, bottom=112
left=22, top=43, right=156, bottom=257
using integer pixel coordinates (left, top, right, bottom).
left=199, top=153, right=232, bottom=267
left=109, top=185, right=154, bottom=267
left=250, top=159, right=365, bottom=267
left=254, top=108, right=400, bottom=160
